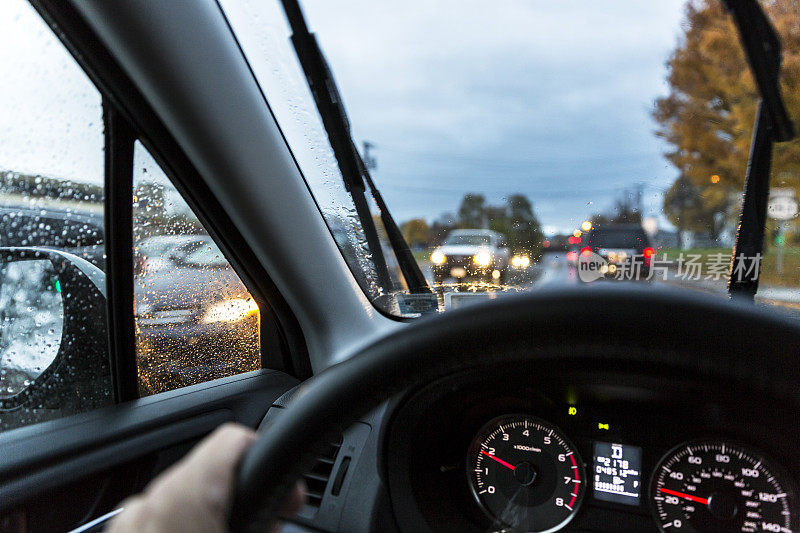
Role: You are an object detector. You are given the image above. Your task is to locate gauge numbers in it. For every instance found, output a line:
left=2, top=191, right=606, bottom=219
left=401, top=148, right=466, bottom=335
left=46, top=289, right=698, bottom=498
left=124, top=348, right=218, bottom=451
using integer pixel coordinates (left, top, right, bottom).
left=651, top=441, right=796, bottom=533
left=468, top=415, right=585, bottom=532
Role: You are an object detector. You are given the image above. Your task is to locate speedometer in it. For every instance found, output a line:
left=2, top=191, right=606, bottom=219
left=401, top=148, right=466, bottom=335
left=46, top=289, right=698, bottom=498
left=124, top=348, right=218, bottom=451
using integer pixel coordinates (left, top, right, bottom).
left=650, top=440, right=797, bottom=532
left=467, top=414, right=585, bottom=532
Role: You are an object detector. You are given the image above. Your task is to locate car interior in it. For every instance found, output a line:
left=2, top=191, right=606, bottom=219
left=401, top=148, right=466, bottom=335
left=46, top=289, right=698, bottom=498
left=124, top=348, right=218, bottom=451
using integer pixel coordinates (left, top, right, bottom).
left=0, top=1, right=798, bottom=533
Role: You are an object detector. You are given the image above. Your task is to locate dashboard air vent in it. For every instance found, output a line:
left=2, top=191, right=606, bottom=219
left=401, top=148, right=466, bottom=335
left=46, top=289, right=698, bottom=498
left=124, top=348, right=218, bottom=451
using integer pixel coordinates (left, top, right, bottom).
left=302, top=436, right=343, bottom=509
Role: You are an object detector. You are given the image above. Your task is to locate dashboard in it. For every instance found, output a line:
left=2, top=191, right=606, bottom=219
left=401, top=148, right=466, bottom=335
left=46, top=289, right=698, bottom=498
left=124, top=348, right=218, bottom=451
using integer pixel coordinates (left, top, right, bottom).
left=383, top=362, right=799, bottom=532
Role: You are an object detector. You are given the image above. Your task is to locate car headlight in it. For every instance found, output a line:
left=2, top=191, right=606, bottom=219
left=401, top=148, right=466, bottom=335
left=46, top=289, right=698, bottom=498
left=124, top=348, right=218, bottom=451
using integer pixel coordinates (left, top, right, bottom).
left=201, top=298, right=259, bottom=324
left=473, top=251, right=492, bottom=267
left=511, top=255, right=530, bottom=268
left=431, top=250, right=446, bottom=265
left=607, top=251, right=627, bottom=263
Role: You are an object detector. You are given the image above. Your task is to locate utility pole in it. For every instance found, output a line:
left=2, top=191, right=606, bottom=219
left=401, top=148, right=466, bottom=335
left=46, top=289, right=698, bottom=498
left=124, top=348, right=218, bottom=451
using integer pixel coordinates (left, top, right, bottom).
left=635, top=182, right=644, bottom=215
left=362, top=141, right=377, bottom=171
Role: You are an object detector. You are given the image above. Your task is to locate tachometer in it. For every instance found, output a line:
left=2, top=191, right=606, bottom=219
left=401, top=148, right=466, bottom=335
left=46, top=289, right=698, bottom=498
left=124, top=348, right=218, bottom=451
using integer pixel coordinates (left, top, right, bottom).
left=650, top=440, right=797, bottom=532
left=467, top=414, right=585, bottom=532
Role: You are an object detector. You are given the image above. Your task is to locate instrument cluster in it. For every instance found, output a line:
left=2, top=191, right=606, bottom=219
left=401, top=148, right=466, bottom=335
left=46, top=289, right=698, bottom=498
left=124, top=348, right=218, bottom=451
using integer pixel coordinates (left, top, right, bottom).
left=384, top=367, right=800, bottom=532
left=466, top=413, right=794, bottom=532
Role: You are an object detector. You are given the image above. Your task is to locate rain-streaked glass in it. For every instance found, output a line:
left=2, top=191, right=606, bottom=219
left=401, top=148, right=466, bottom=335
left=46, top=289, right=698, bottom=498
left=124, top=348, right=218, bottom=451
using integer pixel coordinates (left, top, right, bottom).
left=221, top=1, right=800, bottom=318
left=218, top=0, right=386, bottom=304
left=0, top=0, right=110, bottom=431
left=0, top=260, right=63, bottom=398
left=132, top=142, right=261, bottom=396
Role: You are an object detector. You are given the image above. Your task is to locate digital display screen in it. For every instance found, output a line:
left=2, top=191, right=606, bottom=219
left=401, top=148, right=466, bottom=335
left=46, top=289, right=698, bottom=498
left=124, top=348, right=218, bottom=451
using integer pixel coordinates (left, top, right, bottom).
left=593, top=441, right=642, bottom=505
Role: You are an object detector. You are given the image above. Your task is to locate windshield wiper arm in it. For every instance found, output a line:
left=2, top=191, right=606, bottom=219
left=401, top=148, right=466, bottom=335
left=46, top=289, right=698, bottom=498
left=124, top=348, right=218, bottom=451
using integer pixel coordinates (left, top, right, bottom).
left=724, top=0, right=794, bottom=142
left=279, top=0, right=431, bottom=294
left=725, top=0, right=795, bottom=299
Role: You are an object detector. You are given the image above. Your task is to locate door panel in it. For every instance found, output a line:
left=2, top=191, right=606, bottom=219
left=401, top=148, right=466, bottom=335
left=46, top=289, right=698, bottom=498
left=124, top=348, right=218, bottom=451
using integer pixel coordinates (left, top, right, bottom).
left=0, top=369, right=298, bottom=532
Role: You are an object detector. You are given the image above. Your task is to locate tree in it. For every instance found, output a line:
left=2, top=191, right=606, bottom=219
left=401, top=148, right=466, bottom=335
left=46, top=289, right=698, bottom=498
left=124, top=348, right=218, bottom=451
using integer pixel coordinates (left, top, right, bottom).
left=430, top=212, right=458, bottom=245
left=663, top=175, right=729, bottom=240
left=505, top=194, right=544, bottom=257
left=591, top=189, right=643, bottom=226
left=457, top=193, right=486, bottom=228
left=653, top=0, right=800, bottom=233
left=454, top=193, right=544, bottom=257
left=401, top=218, right=430, bottom=248
left=611, top=195, right=642, bottom=224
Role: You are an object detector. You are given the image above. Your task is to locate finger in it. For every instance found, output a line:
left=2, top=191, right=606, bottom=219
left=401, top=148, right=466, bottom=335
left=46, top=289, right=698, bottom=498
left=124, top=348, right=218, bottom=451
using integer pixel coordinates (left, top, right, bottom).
left=268, top=481, right=307, bottom=533
left=159, top=423, right=257, bottom=516
left=280, top=480, right=306, bottom=517
left=109, top=423, right=256, bottom=533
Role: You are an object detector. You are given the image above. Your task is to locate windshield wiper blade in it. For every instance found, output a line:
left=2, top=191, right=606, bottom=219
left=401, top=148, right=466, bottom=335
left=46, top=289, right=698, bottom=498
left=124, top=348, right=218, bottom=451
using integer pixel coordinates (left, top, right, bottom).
left=725, top=0, right=795, bottom=299
left=279, top=0, right=431, bottom=294
left=355, top=150, right=432, bottom=293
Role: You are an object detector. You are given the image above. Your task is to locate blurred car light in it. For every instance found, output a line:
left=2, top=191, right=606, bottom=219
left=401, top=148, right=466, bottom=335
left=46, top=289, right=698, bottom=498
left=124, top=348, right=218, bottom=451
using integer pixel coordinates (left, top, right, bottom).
left=473, top=251, right=492, bottom=267
left=511, top=255, right=530, bottom=268
left=201, top=298, right=259, bottom=324
left=431, top=250, right=446, bottom=265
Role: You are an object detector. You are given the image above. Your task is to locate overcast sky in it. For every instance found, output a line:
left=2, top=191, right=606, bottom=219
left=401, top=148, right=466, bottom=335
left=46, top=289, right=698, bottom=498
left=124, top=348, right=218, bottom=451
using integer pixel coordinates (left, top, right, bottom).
left=2, top=0, right=691, bottom=236
left=0, top=0, right=104, bottom=186
left=296, top=0, right=689, bottom=234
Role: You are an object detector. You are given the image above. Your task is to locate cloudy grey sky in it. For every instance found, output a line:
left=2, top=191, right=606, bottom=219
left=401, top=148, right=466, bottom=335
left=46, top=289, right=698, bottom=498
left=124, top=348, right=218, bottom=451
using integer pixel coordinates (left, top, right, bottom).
left=2, top=0, right=694, bottom=236
left=294, top=0, right=689, bottom=234
left=0, top=0, right=104, bottom=185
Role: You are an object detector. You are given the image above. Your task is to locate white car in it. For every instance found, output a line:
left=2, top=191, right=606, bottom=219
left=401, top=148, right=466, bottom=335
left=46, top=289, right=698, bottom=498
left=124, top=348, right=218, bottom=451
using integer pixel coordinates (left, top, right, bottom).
left=430, top=229, right=510, bottom=284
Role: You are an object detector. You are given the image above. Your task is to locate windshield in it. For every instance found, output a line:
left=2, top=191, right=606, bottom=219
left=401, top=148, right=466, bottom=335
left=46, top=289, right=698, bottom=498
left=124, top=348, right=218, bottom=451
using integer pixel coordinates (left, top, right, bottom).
left=444, top=234, right=491, bottom=247
left=221, top=0, right=800, bottom=317
left=587, top=229, right=649, bottom=251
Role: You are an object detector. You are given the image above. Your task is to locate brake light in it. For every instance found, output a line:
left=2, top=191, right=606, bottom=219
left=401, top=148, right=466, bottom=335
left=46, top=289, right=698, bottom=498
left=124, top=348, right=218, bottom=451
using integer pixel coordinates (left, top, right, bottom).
left=643, top=247, right=655, bottom=265
left=580, top=247, right=592, bottom=256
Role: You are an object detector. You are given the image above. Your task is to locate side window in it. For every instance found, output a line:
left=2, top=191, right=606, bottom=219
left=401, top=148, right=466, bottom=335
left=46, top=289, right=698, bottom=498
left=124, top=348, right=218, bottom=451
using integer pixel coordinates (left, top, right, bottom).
left=0, top=0, right=111, bottom=430
left=132, top=142, right=261, bottom=395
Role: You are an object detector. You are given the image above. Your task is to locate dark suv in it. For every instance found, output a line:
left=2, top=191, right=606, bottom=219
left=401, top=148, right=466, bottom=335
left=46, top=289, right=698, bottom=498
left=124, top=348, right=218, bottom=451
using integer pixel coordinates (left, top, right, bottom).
left=583, top=224, right=654, bottom=279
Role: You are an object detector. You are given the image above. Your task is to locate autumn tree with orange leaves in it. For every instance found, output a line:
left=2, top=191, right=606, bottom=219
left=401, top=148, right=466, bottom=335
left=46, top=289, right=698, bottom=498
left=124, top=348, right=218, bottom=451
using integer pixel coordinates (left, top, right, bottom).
left=654, top=0, right=800, bottom=239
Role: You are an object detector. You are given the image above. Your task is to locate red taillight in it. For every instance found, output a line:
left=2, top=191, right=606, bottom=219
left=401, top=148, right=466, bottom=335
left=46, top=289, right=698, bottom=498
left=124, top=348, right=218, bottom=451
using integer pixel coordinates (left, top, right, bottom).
left=643, top=247, right=655, bottom=259
left=566, top=251, right=577, bottom=262
left=580, top=247, right=592, bottom=256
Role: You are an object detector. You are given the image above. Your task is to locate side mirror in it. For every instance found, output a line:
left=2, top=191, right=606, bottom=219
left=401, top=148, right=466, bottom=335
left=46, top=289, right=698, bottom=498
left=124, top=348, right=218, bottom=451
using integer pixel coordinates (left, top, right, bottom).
left=0, top=248, right=112, bottom=429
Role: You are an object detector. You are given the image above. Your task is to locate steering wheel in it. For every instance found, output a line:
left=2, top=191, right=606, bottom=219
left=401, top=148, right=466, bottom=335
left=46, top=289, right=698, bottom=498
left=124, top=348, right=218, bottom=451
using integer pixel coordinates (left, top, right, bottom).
left=229, top=285, right=800, bottom=531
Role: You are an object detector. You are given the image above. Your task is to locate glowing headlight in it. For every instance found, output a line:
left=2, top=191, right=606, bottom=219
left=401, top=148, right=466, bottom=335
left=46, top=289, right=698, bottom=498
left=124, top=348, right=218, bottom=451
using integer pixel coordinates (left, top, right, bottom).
left=431, top=250, right=446, bottom=265
left=607, top=251, right=627, bottom=263
left=473, top=251, right=492, bottom=267
left=511, top=255, right=530, bottom=268
left=201, top=298, right=259, bottom=324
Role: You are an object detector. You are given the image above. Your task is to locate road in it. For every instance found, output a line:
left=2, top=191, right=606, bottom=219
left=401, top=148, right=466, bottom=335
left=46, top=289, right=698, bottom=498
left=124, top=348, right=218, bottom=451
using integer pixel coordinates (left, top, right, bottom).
left=419, top=251, right=580, bottom=291
left=420, top=251, right=800, bottom=317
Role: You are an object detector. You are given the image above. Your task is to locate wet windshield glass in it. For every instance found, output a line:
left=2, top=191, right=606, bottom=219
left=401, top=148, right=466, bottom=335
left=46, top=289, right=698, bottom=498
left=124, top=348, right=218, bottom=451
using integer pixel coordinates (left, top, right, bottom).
left=445, top=234, right=492, bottom=246
left=222, top=0, right=800, bottom=317
left=586, top=230, right=649, bottom=250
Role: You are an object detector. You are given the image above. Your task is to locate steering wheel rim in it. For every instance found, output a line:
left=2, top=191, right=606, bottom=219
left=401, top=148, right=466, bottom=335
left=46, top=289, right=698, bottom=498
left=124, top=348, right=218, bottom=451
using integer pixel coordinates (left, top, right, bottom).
left=229, top=285, right=800, bottom=531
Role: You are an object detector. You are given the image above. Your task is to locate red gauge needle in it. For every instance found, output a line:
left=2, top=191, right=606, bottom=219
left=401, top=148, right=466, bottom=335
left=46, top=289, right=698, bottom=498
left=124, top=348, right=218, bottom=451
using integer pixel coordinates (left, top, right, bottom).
left=659, top=487, right=709, bottom=505
left=481, top=450, right=516, bottom=471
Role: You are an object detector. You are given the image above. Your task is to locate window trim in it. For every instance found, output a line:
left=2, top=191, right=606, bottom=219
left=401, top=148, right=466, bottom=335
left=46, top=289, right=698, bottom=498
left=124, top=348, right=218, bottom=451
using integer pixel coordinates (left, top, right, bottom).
left=103, top=100, right=138, bottom=402
left=29, top=0, right=312, bottom=383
